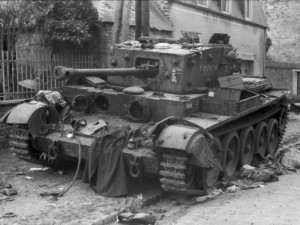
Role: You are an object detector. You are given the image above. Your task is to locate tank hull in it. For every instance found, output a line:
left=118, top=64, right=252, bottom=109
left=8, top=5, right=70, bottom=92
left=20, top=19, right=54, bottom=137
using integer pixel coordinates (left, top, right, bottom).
left=4, top=91, right=286, bottom=194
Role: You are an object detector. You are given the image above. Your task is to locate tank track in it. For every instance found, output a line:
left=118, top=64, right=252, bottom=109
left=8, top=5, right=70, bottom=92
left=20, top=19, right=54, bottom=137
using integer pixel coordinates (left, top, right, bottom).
left=159, top=105, right=287, bottom=194
left=159, top=154, right=204, bottom=195
left=0, top=122, right=10, bottom=147
left=9, top=127, right=33, bottom=161
left=8, top=127, right=56, bottom=166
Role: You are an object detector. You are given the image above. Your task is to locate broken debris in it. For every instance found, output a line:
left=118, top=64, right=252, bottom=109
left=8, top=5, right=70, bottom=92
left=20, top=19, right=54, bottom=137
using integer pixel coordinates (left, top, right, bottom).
left=1, top=188, right=17, bottom=196
left=281, top=147, right=300, bottom=169
left=117, top=212, right=156, bottom=224
left=226, top=185, right=241, bottom=193
left=29, top=167, right=49, bottom=172
left=2, top=212, right=16, bottom=218
left=193, top=189, right=223, bottom=203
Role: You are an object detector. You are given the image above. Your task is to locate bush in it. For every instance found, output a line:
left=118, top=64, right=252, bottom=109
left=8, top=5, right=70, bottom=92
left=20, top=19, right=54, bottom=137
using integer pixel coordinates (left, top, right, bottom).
left=34, top=0, right=100, bottom=48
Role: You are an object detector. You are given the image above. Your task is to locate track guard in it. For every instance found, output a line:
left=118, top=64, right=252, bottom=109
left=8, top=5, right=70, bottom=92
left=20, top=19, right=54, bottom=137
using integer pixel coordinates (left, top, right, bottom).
left=5, top=102, right=46, bottom=125
left=157, top=120, right=222, bottom=170
left=4, top=101, right=60, bottom=138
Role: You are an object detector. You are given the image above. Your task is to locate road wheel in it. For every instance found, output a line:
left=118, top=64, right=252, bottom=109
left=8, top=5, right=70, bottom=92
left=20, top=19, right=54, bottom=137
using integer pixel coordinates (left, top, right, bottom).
left=221, top=132, right=239, bottom=178
left=267, top=119, right=279, bottom=154
left=255, top=122, right=268, bottom=157
left=239, top=126, right=255, bottom=166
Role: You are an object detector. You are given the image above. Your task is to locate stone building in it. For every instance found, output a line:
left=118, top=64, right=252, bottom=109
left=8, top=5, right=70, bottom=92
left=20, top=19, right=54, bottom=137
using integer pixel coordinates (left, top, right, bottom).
left=261, top=0, right=300, bottom=63
left=260, top=0, right=300, bottom=93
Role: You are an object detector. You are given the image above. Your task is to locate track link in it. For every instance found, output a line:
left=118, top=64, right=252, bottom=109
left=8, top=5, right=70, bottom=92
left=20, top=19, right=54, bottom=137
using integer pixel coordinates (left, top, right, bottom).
left=159, top=154, right=204, bottom=195
left=0, top=122, right=10, bottom=147
left=9, top=127, right=32, bottom=160
left=8, top=126, right=56, bottom=166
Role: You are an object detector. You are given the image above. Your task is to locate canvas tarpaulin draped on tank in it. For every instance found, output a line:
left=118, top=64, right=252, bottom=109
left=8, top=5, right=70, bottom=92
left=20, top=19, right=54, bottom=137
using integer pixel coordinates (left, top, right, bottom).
left=82, top=126, right=130, bottom=197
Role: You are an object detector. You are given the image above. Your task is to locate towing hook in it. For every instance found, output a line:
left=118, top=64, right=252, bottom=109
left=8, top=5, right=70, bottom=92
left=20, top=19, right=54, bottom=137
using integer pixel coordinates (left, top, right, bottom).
left=129, top=156, right=141, bottom=178
left=39, top=152, right=47, bottom=161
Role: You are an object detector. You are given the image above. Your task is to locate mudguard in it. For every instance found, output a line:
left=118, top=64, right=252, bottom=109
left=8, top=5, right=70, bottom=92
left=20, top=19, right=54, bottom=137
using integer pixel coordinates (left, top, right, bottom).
left=5, top=101, right=47, bottom=124
left=4, top=101, right=60, bottom=138
left=157, top=122, right=222, bottom=170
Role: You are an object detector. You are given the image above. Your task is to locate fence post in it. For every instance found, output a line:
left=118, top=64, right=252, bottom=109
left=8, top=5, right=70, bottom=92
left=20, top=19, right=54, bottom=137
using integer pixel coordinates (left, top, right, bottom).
left=1, top=51, right=5, bottom=100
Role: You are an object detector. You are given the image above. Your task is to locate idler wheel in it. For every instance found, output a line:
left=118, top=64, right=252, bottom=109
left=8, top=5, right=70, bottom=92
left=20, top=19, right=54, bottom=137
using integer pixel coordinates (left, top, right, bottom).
left=267, top=119, right=279, bottom=155
left=221, top=131, right=239, bottom=178
left=239, top=126, right=255, bottom=166
left=199, top=137, right=222, bottom=190
left=255, top=122, right=268, bottom=157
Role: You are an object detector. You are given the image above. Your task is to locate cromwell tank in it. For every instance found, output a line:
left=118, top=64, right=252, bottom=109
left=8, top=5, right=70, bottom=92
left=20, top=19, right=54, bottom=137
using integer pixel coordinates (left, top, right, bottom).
left=1, top=33, right=289, bottom=195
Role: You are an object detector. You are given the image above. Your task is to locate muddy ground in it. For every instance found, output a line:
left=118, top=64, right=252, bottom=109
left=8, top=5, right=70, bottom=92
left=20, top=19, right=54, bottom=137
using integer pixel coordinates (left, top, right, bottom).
left=1, top=114, right=300, bottom=225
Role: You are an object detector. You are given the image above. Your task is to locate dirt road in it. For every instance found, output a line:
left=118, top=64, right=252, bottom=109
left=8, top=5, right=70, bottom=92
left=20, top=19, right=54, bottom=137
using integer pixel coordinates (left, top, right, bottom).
left=1, top=114, right=300, bottom=225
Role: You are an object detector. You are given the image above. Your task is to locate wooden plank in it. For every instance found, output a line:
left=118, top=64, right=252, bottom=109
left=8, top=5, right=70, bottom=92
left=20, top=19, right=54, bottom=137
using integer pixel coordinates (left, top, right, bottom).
left=112, top=0, right=124, bottom=45
left=218, top=74, right=244, bottom=89
left=121, top=0, right=132, bottom=42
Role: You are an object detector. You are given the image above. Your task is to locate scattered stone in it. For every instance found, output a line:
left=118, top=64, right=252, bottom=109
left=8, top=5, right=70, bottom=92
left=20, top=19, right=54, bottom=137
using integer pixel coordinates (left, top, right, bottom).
left=29, top=167, right=49, bottom=172
left=2, top=212, right=16, bottom=218
left=193, top=189, right=223, bottom=203
left=4, top=183, right=12, bottom=189
left=24, top=176, right=34, bottom=180
left=226, top=185, right=241, bottom=193
left=281, top=148, right=300, bottom=168
left=153, top=209, right=166, bottom=214
left=117, top=212, right=134, bottom=222
left=132, top=213, right=156, bottom=224
left=1, top=188, right=17, bottom=196
left=157, top=213, right=165, bottom=220
left=172, top=200, right=181, bottom=206
left=57, top=170, right=65, bottom=175
left=15, top=172, right=25, bottom=176
left=117, top=212, right=156, bottom=224
left=49, top=196, right=58, bottom=201
left=0, top=195, right=8, bottom=201
left=242, top=165, right=256, bottom=171
left=230, top=180, right=265, bottom=190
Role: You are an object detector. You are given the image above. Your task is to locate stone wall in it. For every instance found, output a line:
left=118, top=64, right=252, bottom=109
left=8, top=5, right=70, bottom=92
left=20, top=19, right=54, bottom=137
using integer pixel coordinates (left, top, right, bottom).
left=156, top=0, right=171, bottom=18
left=261, top=0, right=300, bottom=63
left=265, top=61, right=300, bottom=91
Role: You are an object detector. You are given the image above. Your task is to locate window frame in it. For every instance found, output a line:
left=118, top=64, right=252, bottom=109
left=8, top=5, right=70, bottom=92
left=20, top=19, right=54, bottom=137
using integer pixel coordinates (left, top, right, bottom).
left=221, top=0, right=232, bottom=14
left=244, top=0, right=253, bottom=20
left=196, top=0, right=209, bottom=7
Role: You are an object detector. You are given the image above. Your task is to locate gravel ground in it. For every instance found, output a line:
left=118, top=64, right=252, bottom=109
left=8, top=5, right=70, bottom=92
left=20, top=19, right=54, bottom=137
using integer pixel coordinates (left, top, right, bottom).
left=0, top=148, right=163, bottom=225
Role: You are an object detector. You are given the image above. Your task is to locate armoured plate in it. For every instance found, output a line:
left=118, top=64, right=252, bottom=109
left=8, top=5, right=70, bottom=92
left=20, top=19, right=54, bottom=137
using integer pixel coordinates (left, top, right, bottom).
left=157, top=124, right=198, bottom=150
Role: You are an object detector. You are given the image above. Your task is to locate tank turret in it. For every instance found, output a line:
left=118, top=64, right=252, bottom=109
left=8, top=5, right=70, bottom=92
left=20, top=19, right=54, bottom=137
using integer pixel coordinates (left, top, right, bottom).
left=53, top=34, right=239, bottom=95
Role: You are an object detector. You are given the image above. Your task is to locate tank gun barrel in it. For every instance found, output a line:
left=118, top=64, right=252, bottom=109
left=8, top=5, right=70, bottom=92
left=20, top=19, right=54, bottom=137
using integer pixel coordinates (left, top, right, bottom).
left=53, top=66, right=158, bottom=81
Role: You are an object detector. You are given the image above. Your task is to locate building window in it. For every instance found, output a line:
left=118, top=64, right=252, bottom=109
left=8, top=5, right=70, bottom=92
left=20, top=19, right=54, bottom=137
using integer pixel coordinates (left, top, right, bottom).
left=244, top=0, right=252, bottom=20
left=221, top=0, right=231, bottom=14
left=240, top=61, right=254, bottom=76
left=196, top=0, right=208, bottom=7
